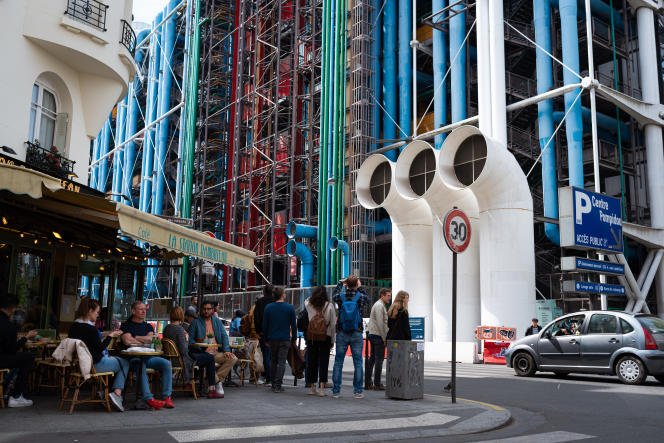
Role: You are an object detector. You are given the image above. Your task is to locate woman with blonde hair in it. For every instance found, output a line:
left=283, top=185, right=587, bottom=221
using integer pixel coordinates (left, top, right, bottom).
left=386, top=291, right=411, bottom=341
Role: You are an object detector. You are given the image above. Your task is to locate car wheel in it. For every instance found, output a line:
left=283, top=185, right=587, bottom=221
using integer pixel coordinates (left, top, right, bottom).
left=513, top=352, right=536, bottom=377
left=553, top=371, right=570, bottom=378
left=653, top=375, right=664, bottom=384
left=616, top=355, right=647, bottom=385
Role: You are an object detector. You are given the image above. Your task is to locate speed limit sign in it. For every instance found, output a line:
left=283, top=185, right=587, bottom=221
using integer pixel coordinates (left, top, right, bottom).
left=443, top=208, right=471, bottom=254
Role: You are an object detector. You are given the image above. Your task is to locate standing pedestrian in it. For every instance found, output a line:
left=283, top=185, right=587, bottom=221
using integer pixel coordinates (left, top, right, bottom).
left=304, top=286, right=336, bottom=396
left=331, top=276, right=370, bottom=399
left=262, top=287, right=297, bottom=393
left=366, top=288, right=391, bottom=390
left=525, top=318, right=541, bottom=336
left=254, top=284, right=274, bottom=385
left=386, top=291, right=411, bottom=341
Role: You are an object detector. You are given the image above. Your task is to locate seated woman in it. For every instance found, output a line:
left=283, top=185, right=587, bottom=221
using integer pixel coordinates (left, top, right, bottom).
left=67, top=298, right=128, bottom=412
left=163, top=307, right=222, bottom=399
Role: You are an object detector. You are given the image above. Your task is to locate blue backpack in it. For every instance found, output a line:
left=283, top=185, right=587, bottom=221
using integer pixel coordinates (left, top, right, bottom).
left=339, top=290, right=362, bottom=332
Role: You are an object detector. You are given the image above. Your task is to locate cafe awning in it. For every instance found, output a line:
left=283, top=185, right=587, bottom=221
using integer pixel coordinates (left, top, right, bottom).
left=0, top=163, right=255, bottom=270
left=115, top=204, right=255, bottom=271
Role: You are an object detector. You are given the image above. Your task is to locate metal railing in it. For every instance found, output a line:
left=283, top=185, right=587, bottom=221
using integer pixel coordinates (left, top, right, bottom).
left=64, top=0, right=108, bottom=31
left=24, top=141, right=76, bottom=178
left=120, top=19, right=136, bottom=55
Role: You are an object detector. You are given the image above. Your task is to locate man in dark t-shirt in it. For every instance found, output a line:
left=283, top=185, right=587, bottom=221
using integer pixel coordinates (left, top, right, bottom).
left=120, top=301, right=173, bottom=410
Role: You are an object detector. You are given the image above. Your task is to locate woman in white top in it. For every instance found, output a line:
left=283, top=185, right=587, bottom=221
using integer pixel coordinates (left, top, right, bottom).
left=304, top=286, right=337, bottom=396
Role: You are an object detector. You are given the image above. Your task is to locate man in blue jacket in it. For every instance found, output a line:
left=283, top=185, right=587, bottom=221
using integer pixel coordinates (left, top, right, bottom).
left=189, top=300, right=237, bottom=397
left=262, top=287, right=297, bottom=393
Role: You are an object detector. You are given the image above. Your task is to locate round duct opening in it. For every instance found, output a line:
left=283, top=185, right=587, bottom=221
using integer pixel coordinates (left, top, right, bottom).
left=329, top=237, right=340, bottom=251
left=369, top=161, right=392, bottom=206
left=286, top=221, right=297, bottom=238
left=452, top=134, right=487, bottom=186
left=286, top=239, right=297, bottom=256
left=408, top=149, right=436, bottom=196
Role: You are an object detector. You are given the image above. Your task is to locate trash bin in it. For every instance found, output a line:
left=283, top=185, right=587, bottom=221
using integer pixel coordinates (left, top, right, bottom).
left=385, top=340, right=424, bottom=400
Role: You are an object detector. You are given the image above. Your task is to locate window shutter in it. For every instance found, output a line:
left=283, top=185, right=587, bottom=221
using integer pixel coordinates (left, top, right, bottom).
left=53, top=112, right=68, bottom=153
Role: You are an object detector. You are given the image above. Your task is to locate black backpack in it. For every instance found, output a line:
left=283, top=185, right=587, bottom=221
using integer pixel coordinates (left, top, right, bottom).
left=296, top=308, right=309, bottom=333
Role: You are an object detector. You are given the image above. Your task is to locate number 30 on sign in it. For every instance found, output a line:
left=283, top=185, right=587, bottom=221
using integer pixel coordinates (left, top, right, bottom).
left=443, top=208, right=471, bottom=254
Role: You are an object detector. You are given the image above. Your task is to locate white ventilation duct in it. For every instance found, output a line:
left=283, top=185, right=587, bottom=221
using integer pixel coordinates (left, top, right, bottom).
left=356, top=154, right=433, bottom=341
left=394, top=140, right=480, bottom=362
left=438, top=126, right=535, bottom=336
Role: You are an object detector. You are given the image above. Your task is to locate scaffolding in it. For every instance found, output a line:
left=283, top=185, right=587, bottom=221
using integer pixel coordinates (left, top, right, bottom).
left=349, top=0, right=375, bottom=281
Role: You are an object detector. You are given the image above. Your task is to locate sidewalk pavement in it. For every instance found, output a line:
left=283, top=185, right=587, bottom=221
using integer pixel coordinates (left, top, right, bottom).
left=0, top=371, right=510, bottom=442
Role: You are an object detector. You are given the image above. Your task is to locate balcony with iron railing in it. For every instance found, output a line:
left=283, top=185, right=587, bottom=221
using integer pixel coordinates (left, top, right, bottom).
left=24, top=141, right=76, bottom=179
left=120, top=19, right=136, bottom=56
left=64, top=0, right=108, bottom=32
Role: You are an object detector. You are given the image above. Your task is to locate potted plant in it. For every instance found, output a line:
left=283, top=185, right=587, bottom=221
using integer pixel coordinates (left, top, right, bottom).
left=206, top=333, right=214, bottom=344
left=153, top=338, right=163, bottom=353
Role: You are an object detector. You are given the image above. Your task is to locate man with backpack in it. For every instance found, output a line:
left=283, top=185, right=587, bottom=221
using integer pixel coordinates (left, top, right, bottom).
left=331, top=276, right=370, bottom=398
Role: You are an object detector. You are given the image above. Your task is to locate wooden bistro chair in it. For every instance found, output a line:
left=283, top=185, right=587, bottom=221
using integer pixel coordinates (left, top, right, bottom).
left=59, top=345, right=114, bottom=413
left=162, top=338, right=198, bottom=399
left=0, top=368, right=9, bottom=408
left=234, top=338, right=258, bottom=387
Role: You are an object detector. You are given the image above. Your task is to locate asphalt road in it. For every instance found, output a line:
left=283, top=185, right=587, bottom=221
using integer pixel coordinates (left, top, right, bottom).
left=422, top=363, right=664, bottom=442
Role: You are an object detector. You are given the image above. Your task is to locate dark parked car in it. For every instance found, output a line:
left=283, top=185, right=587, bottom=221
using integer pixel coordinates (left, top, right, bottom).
left=504, top=311, right=664, bottom=385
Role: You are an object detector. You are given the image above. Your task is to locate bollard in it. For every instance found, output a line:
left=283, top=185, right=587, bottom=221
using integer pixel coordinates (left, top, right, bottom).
left=385, top=340, right=424, bottom=400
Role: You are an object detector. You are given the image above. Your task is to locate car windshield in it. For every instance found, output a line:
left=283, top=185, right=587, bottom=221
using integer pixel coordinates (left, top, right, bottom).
left=637, top=316, right=664, bottom=334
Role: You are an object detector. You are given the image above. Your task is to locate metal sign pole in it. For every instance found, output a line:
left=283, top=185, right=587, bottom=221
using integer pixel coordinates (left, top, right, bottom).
left=452, top=250, right=457, bottom=403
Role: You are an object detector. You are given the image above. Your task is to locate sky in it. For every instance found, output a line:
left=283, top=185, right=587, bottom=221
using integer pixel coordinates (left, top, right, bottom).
left=132, top=0, right=168, bottom=24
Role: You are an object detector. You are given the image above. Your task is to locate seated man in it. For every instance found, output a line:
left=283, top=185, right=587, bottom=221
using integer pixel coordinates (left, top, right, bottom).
left=188, top=301, right=238, bottom=397
left=0, top=293, right=37, bottom=407
left=120, top=301, right=174, bottom=410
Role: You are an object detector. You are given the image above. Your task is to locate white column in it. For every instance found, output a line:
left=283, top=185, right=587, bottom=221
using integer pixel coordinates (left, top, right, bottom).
left=488, top=0, right=507, bottom=144
left=476, top=0, right=492, bottom=135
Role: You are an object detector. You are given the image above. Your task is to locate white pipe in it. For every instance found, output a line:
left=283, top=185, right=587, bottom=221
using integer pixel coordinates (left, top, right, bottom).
left=488, top=0, right=506, bottom=144
left=438, top=126, right=535, bottom=337
left=636, top=6, right=664, bottom=317
left=394, top=140, right=480, bottom=362
left=356, top=154, right=433, bottom=340
left=636, top=250, right=664, bottom=313
left=476, top=0, right=492, bottom=135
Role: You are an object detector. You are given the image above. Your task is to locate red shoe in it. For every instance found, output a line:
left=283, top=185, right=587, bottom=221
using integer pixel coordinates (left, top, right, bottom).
left=163, top=397, right=175, bottom=409
left=207, top=390, right=224, bottom=399
left=146, top=398, right=165, bottom=410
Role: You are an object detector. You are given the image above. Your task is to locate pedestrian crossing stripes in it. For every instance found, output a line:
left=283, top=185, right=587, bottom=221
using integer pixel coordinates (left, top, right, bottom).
left=474, top=431, right=595, bottom=442
left=168, top=412, right=459, bottom=442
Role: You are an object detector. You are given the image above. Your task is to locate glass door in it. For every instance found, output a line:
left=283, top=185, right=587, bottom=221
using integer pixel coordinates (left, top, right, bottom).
left=14, top=248, right=52, bottom=330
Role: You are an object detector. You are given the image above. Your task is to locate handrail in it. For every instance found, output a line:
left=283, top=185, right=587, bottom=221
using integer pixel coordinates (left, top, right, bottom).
left=64, top=0, right=108, bottom=32
left=120, top=19, right=136, bottom=55
left=24, top=141, right=76, bottom=178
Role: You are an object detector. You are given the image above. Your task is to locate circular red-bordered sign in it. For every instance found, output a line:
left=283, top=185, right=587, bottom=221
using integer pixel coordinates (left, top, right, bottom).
left=443, top=208, right=471, bottom=254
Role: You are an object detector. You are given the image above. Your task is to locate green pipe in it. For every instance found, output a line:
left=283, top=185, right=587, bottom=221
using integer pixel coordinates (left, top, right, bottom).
left=317, top=0, right=331, bottom=284
left=335, top=0, right=348, bottom=282
left=330, top=0, right=340, bottom=282
left=179, top=0, right=202, bottom=298
left=609, top=0, right=627, bottom=220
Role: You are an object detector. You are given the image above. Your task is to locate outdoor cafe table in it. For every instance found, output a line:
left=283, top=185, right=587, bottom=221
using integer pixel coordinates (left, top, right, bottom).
left=120, top=349, right=163, bottom=409
left=25, top=340, right=60, bottom=359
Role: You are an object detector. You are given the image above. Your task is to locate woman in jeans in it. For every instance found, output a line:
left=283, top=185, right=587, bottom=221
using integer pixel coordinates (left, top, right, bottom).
left=163, top=307, right=222, bottom=398
left=386, top=291, right=411, bottom=341
left=304, top=286, right=336, bottom=396
left=67, top=298, right=128, bottom=412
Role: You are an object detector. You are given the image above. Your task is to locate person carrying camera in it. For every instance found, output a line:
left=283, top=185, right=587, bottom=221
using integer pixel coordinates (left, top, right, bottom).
left=331, top=276, right=370, bottom=399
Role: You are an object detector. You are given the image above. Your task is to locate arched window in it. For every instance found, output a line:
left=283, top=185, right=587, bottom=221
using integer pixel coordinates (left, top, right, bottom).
left=28, top=82, right=58, bottom=148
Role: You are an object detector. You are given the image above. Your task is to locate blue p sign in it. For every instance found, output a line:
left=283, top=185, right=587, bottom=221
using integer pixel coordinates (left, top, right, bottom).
left=575, top=191, right=592, bottom=225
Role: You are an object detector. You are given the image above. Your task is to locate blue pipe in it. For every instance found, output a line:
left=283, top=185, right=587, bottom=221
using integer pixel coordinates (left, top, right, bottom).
left=432, top=0, right=447, bottom=149
left=151, top=0, right=179, bottom=216
left=286, top=221, right=318, bottom=239
left=382, top=0, right=398, bottom=160
left=560, top=0, right=584, bottom=188
left=551, top=0, right=624, bottom=30
left=374, top=218, right=392, bottom=235
left=534, top=0, right=559, bottom=245
left=139, top=13, right=163, bottom=213
left=123, top=30, right=150, bottom=207
left=175, top=0, right=192, bottom=216
left=398, top=0, right=412, bottom=140
left=330, top=237, right=351, bottom=279
left=553, top=108, right=630, bottom=143
left=449, top=1, right=466, bottom=123
left=371, top=0, right=382, bottom=151
left=97, top=117, right=112, bottom=192
left=287, top=240, right=314, bottom=288
left=90, top=135, right=100, bottom=188
left=111, top=97, right=127, bottom=202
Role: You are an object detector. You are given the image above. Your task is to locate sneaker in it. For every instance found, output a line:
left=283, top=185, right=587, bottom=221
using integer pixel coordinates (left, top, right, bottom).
left=272, top=385, right=285, bottom=393
left=8, top=395, right=33, bottom=408
left=163, top=396, right=175, bottom=409
left=317, top=389, right=327, bottom=397
left=353, top=392, right=364, bottom=399
left=207, top=390, right=224, bottom=399
left=308, top=386, right=318, bottom=396
left=146, top=398, right=165, bottom=410
left=332, top=392, right=340, bottom=398
left=108, top=392, right=124, bottom=412
left=216, top=382, right=225, bottom=396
